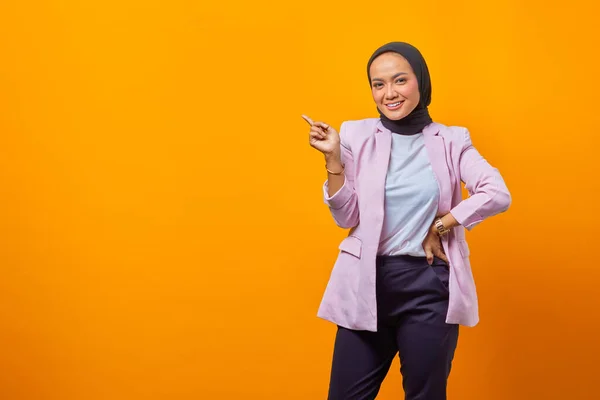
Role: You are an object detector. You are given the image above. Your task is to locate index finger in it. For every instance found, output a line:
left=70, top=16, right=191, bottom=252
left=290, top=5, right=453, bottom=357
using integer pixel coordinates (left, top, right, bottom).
left=301, top=114, right=314, bottom=126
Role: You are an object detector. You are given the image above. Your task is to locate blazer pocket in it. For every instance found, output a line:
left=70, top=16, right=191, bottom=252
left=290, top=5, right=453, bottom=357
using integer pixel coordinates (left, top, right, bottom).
left=338, top=235, right=362, bottom=259
left=458, top=240, right=470, bottom=258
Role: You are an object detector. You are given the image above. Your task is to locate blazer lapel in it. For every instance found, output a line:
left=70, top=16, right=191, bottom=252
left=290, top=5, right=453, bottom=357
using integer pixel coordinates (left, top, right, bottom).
left=374, top=122, right=392, bottom=198
left=366, top=122, right=392, bottom=239
left=375, top=124, right=392, bottom=174
left=422, top=123, right=453, bottom=213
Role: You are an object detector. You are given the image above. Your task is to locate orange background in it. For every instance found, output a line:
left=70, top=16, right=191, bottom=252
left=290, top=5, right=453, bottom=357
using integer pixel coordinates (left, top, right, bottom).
left=0, top=0, right=599, bottom=399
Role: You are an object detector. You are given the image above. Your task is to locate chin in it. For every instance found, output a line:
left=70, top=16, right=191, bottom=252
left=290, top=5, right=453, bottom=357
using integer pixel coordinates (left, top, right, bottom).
left=383, top=110, right=408, bottom=121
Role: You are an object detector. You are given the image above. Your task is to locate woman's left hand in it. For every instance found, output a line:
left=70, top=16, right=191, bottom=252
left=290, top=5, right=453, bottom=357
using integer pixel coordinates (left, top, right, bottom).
left=422, top=225, right=449, bottom=265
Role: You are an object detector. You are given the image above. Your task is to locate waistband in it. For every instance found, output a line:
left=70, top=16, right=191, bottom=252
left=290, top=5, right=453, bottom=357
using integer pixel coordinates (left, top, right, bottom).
left=376, top=254, right=448, bottom=268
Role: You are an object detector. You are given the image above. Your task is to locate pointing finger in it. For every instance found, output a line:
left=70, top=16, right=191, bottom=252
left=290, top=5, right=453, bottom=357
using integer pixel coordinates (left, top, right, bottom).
left=301, top=115, right=314, bottom=126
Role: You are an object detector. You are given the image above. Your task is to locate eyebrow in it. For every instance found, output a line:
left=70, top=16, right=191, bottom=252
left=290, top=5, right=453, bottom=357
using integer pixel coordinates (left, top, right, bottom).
left=371, top=72, right=408, bottom=82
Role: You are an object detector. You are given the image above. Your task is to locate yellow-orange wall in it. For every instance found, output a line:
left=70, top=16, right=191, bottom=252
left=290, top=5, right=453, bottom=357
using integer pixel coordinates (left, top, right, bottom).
left=1, top=1, right=599, bottom=399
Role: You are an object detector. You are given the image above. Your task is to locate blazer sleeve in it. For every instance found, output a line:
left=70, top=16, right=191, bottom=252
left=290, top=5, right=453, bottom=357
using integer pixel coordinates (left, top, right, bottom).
left=449, top=128, right=512, bottom=230
left=322, top=121, right=360, bottom=229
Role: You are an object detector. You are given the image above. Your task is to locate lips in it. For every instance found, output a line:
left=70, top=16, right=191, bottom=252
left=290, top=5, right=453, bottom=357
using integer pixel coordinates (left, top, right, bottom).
left=385, top=101, right=404, bottom=111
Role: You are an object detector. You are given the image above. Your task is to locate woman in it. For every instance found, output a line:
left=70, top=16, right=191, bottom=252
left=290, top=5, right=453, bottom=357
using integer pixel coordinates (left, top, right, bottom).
left=303, top=42, right=511, bottom=400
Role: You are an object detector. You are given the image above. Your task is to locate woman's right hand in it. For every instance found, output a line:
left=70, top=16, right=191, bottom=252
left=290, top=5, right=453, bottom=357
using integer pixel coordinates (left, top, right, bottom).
left=302, top=115, right=341, bottom=157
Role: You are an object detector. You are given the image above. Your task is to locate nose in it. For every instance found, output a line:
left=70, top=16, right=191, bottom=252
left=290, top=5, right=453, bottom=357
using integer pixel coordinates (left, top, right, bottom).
left=385, top=85, right=396, bottom=99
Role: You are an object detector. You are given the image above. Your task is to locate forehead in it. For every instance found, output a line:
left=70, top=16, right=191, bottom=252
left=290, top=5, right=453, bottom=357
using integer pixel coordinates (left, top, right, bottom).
left=369, top=52, right=413, bottom=78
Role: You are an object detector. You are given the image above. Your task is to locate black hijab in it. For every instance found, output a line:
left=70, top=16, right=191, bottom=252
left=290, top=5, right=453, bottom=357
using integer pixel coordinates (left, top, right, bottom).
left=367, top=42, right=433, bottom=135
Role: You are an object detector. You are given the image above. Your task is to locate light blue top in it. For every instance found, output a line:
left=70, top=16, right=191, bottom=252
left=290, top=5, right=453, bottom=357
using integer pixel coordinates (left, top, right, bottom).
left=377, top=133, right=439, bottom=257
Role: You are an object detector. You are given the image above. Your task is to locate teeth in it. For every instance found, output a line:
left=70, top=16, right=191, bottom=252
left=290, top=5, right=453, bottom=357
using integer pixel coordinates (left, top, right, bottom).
left=388, top=102, right=400, bottom=107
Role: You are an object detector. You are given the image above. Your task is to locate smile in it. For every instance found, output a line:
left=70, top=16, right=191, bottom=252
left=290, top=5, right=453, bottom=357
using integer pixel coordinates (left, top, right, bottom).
left=385, top=101, right=404, bottom=110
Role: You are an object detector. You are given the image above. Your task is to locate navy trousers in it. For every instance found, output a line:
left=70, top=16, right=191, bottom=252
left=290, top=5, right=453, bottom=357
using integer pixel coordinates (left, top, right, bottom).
left=327, top=255, right=459, bottom=400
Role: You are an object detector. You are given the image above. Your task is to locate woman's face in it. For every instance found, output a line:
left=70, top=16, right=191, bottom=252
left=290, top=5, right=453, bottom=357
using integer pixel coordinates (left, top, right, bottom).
left=369, top=52, right=420, bottom=121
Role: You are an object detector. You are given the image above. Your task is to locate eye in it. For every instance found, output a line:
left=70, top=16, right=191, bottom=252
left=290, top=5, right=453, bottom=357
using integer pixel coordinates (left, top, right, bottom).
left=396, top=78, right=407, bottom=84
left=373, top=83, right=383, bottom=88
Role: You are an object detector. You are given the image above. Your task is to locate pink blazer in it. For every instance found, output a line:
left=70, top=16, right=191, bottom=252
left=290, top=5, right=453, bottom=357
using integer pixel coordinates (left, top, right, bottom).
left=317, top=119, right=511, bottom=332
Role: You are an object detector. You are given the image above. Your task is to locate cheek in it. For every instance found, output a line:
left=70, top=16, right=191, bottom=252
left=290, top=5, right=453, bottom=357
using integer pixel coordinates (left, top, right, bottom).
left=403, top=81, right=420, bottom=102
left=371, top=89, right=383, bottom=102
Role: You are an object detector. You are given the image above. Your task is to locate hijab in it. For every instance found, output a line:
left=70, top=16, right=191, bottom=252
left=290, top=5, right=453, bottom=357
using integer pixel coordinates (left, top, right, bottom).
left=366, top=42, right=433, bottom=135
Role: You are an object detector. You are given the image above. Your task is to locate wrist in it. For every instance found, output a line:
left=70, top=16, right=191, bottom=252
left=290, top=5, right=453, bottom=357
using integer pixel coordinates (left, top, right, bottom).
left=433, top=217, right=451, bottom=236
left=324, top=152, right=342, bottom=168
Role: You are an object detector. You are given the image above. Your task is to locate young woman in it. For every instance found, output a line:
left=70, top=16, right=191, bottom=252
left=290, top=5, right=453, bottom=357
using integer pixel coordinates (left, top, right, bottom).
left=303, top=42, right=511, bottom=400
